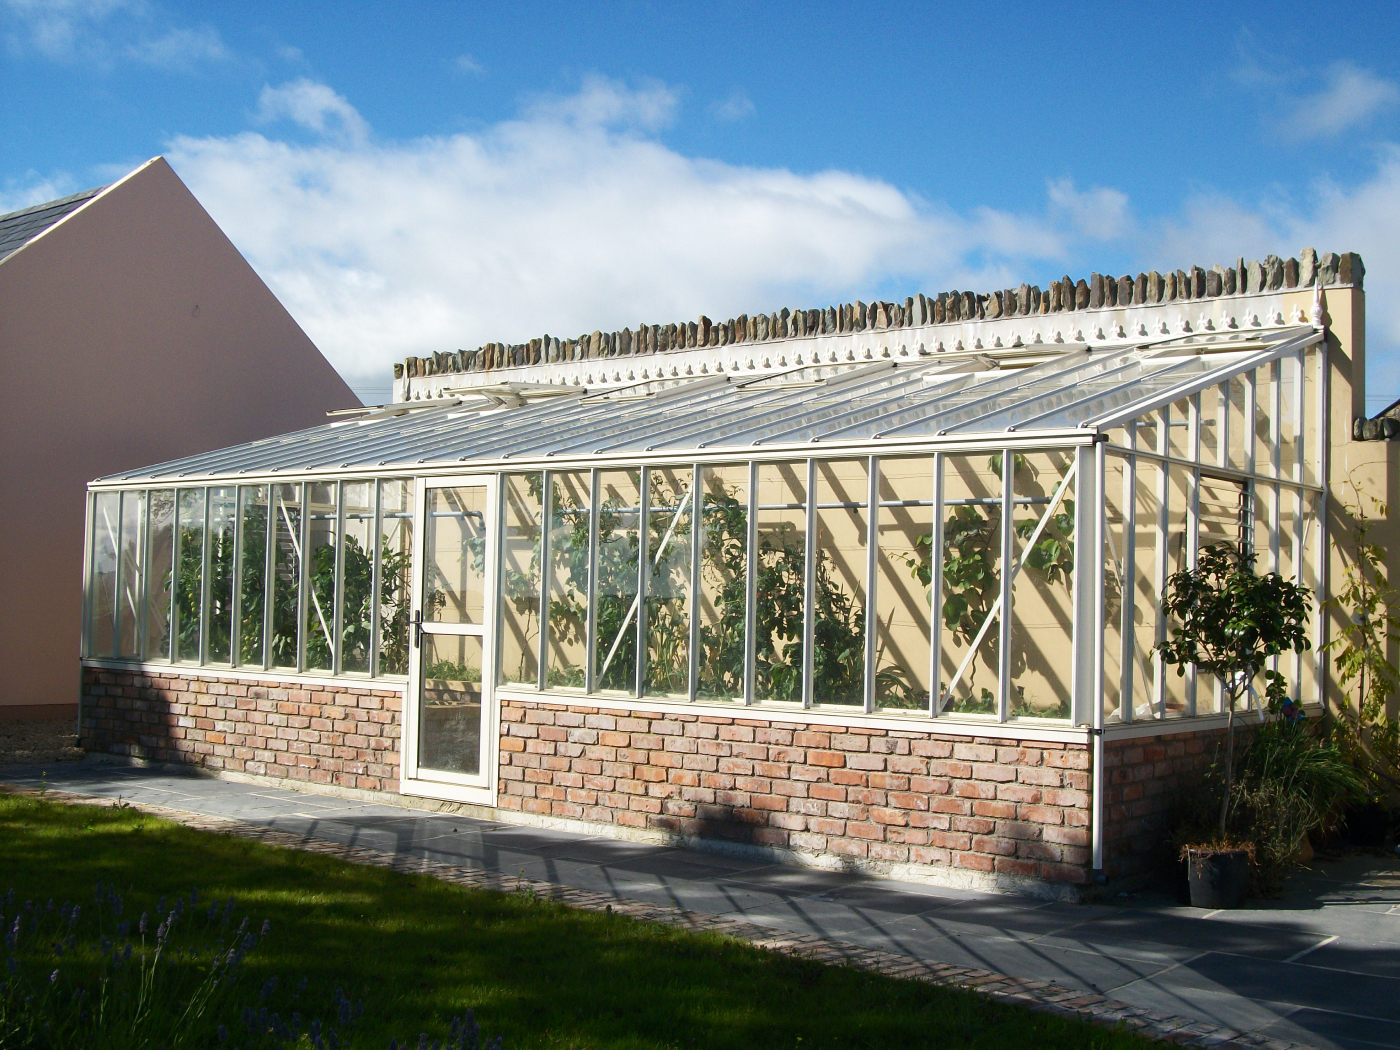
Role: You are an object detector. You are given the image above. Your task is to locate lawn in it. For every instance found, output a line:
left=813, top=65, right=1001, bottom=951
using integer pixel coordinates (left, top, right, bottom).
left=0, top=794, right=1157, bottom=1050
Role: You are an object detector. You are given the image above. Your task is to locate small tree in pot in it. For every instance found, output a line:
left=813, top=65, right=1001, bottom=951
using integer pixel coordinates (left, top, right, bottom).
left=1157, top=541, right=1312, bottom=908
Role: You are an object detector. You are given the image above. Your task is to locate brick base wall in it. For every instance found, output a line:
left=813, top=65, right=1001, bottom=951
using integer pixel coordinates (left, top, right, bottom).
left=496, top=698, right=1093, bottom=890
left=80, top=667, right=1238, bottom=895
left=1101, top=725, right=1238, bottom=880
left=80, top=667, right=402, bottom=793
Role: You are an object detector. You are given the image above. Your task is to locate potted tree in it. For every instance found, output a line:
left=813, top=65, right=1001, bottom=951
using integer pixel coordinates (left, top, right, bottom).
left=1157, top=542, right=1311, bottom=908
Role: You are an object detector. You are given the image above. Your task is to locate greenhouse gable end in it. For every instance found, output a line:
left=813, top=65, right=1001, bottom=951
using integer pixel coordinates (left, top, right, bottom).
left=79, top=250, right=1387, bottom=898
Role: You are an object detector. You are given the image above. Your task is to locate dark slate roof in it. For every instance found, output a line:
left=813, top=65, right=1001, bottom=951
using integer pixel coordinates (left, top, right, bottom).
left=0, top=186, right=106, bottom=264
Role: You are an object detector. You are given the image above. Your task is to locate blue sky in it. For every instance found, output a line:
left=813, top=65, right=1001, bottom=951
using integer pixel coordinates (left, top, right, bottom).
left=4, top=1, right=1400, bottom=406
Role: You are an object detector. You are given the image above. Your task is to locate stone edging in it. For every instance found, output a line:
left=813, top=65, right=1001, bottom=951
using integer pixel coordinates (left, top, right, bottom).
left=2, top=783, right=1322, bottom=1050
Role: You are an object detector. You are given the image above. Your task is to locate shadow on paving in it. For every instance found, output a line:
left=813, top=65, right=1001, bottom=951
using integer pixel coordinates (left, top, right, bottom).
left=4, top=761, right=1398, bottom=1050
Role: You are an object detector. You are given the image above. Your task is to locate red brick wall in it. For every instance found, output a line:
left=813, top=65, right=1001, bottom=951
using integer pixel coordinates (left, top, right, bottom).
left=80, top=667, right=401, bottom=792
left=497, top=699, right=1094, bottom=886
left=1101, top=725, right=1235, bottom=880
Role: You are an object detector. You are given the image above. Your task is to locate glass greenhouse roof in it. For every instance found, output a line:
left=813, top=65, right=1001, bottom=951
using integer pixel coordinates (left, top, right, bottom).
left=99, top=327, right=1320, bottom=484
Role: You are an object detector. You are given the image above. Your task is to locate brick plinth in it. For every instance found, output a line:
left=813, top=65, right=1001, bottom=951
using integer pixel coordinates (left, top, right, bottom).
left=80, top=667, right=402, bottom=793
left=496, top=698, right=1094, bottom=889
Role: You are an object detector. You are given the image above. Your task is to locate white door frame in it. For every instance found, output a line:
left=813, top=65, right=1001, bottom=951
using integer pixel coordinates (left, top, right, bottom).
left=400, top=473, right=499, bottom=806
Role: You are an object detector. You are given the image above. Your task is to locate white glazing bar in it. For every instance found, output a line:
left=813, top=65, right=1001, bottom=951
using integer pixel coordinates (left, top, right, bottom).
left=138, top=490, right=151, bottom=661
left=1244, top=370, right=1257, bottom=476
left=1153, top=407, right=1169, bottom=719
left=635, top=466, right=650, bottom=698
left=688, top=464, right=702, bottom=703
left=863, top=456, right=879, bottom=713
left=802, top=458, right=817, bottom=709
left=200, top=486, right=212, bottom=666
left=1270, top=359, right=1282, bottom=479
left=1314, top=339, right=1329, bottom=709
left=1120, top=452, right=1136, bottom=723
left=1216, top=381, right=1229, bottom=469
left=536, top=471, right=551, bottom=692
left=231, top=488, right=245, bottom=667
left=997, top=449, right=1013, bottom=723
left=296, top=483, right=309, bottom=673
left=928, top=452, right=944, bottom=716
left=743, top=461, right=758, bottom=705
left=1291, top=484, right=1305, bottom=698
left=369, top=482, right=383, bottom=678
left=81, top=492, right=95, bottom=658
left=584, top=469, right=599, bottom=695
left=262, top=485, right=276, bottom=671
left=1070, top=446, right=1094, bottom=727
left=332, top=480, right=345, bottom=676
left=1091, top=439, right=1106, bottom=872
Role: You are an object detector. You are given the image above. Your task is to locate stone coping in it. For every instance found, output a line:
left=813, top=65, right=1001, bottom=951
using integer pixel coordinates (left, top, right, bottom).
left=1, top=781, right=1328, bottom=1050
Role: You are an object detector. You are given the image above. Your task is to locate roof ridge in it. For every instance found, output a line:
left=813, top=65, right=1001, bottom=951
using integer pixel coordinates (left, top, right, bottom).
left=396, top=249, right=1362, bottom=383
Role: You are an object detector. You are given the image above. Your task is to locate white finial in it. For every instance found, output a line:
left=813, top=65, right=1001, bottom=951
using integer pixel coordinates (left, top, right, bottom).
left=1310, top=275, right=1325, bottom=328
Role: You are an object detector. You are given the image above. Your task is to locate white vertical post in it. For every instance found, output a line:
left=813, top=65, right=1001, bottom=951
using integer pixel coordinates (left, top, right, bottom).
left=802, top=458, right=817, bottom=708
left=688, top=464, right=702, bottom=703
left=1153, top=407, right=1169, bottom=719
left=584, top=469, right=599, bottom=695
left=1186, top=394, right=1200, bottom=715
left=536, top=472, right=552, bottom=692
left=1120, top=452, right=1136, bottom=724
left=997, top=449, right=1014, bottom=722
left=743, top=461, right=758, bottom=705
left=863, top=456, right=880, bottom=713
left=1091, top=439, right=1106, bottom=875
left=636, top=467, right=650, bottom=699
left=929, top=452, right=944, bottom=716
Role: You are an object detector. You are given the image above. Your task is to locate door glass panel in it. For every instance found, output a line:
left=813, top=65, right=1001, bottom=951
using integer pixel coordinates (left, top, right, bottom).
left=425, top=486, right=487, bottom=624
left=419, top=633, right=483, bottom=776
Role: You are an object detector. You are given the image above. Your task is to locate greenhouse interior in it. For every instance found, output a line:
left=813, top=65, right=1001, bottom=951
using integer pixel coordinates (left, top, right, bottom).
left=80, top=310, right=1338, bottom=890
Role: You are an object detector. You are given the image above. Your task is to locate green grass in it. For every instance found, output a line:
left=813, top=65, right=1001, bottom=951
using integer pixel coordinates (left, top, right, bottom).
left=0, top=794, right=1157, bottom=1050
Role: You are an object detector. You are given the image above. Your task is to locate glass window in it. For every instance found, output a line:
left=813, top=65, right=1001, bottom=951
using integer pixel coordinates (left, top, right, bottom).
left=143, top=491, right=175, bottom=661
left=340, top=481, right=375, bottom=673
left=753, top=462, right=806, bottom=703
left=419, top=634, right=483, bottom=775
left=304, top=482, right=338, bottom=671
left=270, top=484, right=303, bottom=669
left=1163, top=463, right=1192, bottom=717
left=644, top=467, right=693, bottom=698
left=1255, top=362, right=1280, bottom=478
left=499, top=473, right=543, bottom=687
left=594, top=469, right=642, bottom=693
left=174, top=489, right=205, bottom=663
left=874, top=457, right=932, bottom=712
left=1279, top=356, right=1301, bottom=481
left=1199, top=385, right=1222, bottom=468
left=88, top=492, right=120, bottom=658
left=237, top=485, right=269, bottom=667
left=545, top=472, right=590, bottom=689
left=376, top=479, right=414, bottom=676
left=938, top=453, right=1001, bottom=716
left=697, top=465, right=748, bottom=701
left=206, top=487, right=237, bottom=664
left=1132, top=457, right=1166, bottom=720
left=1226, top=376, right=1251, bottom=474
left=1302, top=345, right=1322, bottom=488
left=812, top=459, right=868, bottom=707
left=425, top=486, right=487, bottom=625
left=1009, top=450, right=1074, bottom=720
left=1103, top=455, right=1128, bottom=724
left=116, top=491, right=144, bottom=658
left=1167, top=397, right=1194, bottom=461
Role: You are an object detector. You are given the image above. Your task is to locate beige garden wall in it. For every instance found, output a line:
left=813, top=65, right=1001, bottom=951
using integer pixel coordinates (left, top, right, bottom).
left=0, top=157, right=359, bottom=720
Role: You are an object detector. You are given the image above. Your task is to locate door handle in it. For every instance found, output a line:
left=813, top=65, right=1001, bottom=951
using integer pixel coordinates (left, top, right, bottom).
left=412, top=609, right=423, bottom=649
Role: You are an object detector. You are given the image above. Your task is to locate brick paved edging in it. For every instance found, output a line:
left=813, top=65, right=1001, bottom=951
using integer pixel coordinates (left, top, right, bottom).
left=1, top=783, right=1322, bottom=1050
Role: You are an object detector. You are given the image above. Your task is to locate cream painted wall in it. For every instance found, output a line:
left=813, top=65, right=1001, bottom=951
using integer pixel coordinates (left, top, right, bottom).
left=0, top=157, right=360, bottom=719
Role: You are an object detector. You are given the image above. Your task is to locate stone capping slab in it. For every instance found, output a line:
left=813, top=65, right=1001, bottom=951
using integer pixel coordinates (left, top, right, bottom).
left=1, top=782, right=1326, bottom=1050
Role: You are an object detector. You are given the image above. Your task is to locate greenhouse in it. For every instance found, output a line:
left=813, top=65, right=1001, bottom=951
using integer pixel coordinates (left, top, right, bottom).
left=81, top=320, right=1332, bottom=892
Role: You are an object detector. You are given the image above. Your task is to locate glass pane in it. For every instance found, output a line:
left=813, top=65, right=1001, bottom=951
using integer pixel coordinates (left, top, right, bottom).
left=340, top=481, right=375, bottom=673
left=1198, top=474, right=1248, bottom=554
left=813, top=459, right=867, bottom=706
left=874, top=457, right=932, bottom=711
left=425, top=486, right=487, bottom=625
left=116, top=491, right=143, bottom=658
left=595, top=469, right=641, bottom=693
left=237, top=485, right=269, bottom=666
left=1134, top=411, right=1161, bottom=455
left=939, top=453, right=1001, bottom=715
left=1302, top=345, right=1322, bottom=487
left=1102, top=455, right=1128, bottom=724
left=1163, top=464, right=1191, bottom=716
left=1167, top=397, right=1194, bottom=461
left=1279, top=357, right=1301, bottom=481
left=545, top=472, right=590, bottom=689
left=419, top=633, right=483, bottom=776
left=1255, top=363, right=1279, bottom=478
left=1226, top=377, right=1251, bottom=474
left=174, top=488, right=205, bottom=663
left=1199, top=385, right=1222, bottom=467
left=1132, top=460, right=1165, bottom=720
left=1298, top=489, right=1322, bottom=704
left=1009, top=451, right=1074, bottom=720
left=143, top=490, right=175, bottom=661
left=270, top=484, right=303, bottom=669
left=754, top=462, right=806, bottom=703
left=206, top=487, right=237, bottom=664
left=644, top=467, right=692, bottom=697
left=500, top=473, right=543, bottom=687
left=89, top=492, right=120, bottom=658
left=697, top=465, right=748, bottom=700
left=304, top=482, right=338, bottom=671
left=376, top=479, right=414, bottom=676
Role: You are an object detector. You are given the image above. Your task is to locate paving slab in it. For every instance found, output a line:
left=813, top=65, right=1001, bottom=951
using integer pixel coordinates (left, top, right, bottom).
left=3, top=761, right=1397, bottom=1050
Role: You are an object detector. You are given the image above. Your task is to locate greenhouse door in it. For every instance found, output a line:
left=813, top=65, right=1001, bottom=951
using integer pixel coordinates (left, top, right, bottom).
left=402, top=475, right=498, bottom=804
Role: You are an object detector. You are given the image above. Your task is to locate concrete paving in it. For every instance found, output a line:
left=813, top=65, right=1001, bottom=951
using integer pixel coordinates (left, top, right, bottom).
left=4, top=762, right=1398, bottom=1050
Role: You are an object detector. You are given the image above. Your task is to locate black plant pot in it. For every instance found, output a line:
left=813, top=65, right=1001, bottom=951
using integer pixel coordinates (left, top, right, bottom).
left=1186, top=849, right=1250, bottom=909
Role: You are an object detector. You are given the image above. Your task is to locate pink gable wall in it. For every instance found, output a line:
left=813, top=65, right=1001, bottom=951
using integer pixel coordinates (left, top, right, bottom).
left=0, top=157, right=360, bottom=719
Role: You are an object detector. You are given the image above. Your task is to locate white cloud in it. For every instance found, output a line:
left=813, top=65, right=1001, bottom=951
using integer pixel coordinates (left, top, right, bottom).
left=1047, top=178, right=1133, bottom=241
left=165, top=77, right=1108, bottom=391
left=0, top=171, right=78, bottom=213
left=712, top=91, right=755, bottom=123
left=1284, top=63, right=1400, bottom=140
left=2, top=0, right=225, bottom=68
left=255, top=79, right=369, bottom=145
left=454, top=53, right=483, bottom=76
